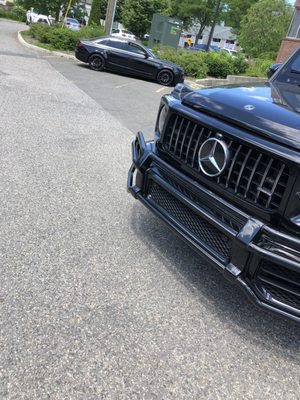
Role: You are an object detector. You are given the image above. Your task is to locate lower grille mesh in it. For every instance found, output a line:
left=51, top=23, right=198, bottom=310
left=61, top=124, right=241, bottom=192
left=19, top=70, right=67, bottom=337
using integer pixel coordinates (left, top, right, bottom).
left=148, top=181, right=232, bottom=260
left=256, top=261, right=300, bottom=311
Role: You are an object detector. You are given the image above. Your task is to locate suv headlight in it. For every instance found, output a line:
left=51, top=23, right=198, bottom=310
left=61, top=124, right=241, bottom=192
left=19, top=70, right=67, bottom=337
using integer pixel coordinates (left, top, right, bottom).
left=158, top=105, right=168, bottom=134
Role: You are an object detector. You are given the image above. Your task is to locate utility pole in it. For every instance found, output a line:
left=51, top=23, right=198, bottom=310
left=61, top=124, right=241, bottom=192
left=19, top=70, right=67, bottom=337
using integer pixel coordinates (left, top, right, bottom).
left=206, top=0, right=222, bottom=51
left=105, top=0, right=117, bottom=35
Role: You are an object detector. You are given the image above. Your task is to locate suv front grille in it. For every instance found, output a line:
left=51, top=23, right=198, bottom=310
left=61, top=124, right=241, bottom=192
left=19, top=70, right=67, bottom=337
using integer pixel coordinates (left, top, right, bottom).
left=256, top=261, right=300, bottom=311
left=162, top=114, right=289, bottom=211
left=148, top=180, right=232, bottom=261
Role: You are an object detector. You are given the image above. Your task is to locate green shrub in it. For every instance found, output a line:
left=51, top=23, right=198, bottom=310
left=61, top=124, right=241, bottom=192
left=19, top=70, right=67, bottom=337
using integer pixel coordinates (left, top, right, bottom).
left=152, top=46, right=208, bottom=79
left=28, top=24, right=105, bottom=51
left=0, top=8, right=26, bottom=22
left=230, top=53, right=248, bottom=75
left=201, top=52, right=233, bottom=78
left=151, top=46, right=249, bottom=79
left=259, top=51, right=277, bottom=62
left=245, top=58, right=274, bottom=77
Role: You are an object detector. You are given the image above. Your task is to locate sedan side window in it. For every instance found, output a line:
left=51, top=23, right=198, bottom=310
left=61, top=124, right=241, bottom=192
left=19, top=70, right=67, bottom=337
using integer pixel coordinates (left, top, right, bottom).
left=124, top=42, right=146, bottom=56
left=291, top=55, right=300, bottom=73
left=106, top=40, right=124, bottom=50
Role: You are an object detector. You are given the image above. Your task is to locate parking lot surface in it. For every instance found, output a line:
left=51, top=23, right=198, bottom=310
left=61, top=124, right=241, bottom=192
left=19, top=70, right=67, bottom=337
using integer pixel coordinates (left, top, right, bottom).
left=1, top=19, right=300, bottom=400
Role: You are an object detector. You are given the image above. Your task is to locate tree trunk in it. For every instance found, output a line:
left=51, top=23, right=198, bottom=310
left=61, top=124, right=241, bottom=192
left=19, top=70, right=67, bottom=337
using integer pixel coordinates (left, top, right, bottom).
left=195, top=25, right=206, bottom=44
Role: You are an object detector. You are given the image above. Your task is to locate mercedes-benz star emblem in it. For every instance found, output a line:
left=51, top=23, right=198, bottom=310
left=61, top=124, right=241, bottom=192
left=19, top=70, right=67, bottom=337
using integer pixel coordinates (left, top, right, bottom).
left=198, top=138, right=230, bottom=177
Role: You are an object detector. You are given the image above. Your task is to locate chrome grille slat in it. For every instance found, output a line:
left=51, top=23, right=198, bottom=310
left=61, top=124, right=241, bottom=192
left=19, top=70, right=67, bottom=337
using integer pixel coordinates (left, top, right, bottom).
left=173, top=118, right=184, bottom=154
left=179, top=121, right=191, bottom=159
left=162, top=114, right=289, bottom=211
left=191, top=127, right=204, bottom=168
left=185, top=123, right=198, bottom=163
left=255, top=159, right=274, bottom=203
left=226, top=144, right=242, bottom=188
left=168, top=115, right=178, bottom=150
left=235, top=149, right=252, bottom=193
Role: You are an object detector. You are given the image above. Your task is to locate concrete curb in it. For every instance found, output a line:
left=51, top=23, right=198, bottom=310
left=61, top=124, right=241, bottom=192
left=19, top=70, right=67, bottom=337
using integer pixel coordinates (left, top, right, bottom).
left=193, top=75, right=266, bottom=88
left=18, top=30, right=76, bottom=60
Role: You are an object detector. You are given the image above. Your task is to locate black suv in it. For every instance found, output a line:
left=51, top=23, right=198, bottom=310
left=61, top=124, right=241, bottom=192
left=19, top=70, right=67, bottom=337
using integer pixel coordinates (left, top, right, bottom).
left=128, top=47, right=300, bottom=323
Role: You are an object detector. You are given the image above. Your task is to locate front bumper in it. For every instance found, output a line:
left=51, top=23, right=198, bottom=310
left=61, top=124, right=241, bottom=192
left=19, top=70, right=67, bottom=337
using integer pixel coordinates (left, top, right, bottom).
left=128, top=132, right=300, bottom=323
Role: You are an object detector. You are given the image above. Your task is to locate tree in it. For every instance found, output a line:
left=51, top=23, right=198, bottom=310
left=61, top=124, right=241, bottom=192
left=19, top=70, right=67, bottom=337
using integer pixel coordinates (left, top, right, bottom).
left=170, top=0, right=224, bottom=44
left=238, top=0, right=293, bottom=57
left=16, top=0, right=83, bottom=21
left=88, top=0, right=125, bottom=25
left=88, top=0, right=102, bottom=25
left=223, top=0, right=258, bottom=33
left=122, top=0, right=169, bottom=37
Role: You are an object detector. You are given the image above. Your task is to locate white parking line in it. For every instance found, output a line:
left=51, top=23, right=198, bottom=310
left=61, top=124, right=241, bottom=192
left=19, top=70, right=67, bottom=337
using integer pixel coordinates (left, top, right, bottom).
left=114, top=82, right=137, bottom=89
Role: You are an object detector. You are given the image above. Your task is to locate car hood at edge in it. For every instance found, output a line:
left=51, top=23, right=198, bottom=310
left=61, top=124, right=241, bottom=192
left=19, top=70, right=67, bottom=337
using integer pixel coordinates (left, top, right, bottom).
left=182, top=83, right=300, bottom=150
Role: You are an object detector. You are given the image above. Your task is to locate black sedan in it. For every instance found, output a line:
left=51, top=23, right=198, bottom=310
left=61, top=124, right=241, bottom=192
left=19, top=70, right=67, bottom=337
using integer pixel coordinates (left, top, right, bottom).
left=75, top=36, right=184, bottom=86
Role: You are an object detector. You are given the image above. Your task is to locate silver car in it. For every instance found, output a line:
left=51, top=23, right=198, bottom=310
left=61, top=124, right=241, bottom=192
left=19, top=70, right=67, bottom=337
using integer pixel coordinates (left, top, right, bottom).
left=64, top=17, right=81, bottom=31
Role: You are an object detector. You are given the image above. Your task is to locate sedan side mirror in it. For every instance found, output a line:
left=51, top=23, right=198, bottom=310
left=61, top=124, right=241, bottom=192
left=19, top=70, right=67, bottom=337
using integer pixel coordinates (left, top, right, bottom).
left=144, top=53, right=149, bottom=59
left=267, top=63, right=281, bottom=79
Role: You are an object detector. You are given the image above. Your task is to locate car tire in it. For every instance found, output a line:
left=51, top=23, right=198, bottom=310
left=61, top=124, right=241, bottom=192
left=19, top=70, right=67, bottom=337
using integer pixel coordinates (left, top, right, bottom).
left=89, top=54, right=105, bottom=71
left=157, top=69, right=174, bottom=86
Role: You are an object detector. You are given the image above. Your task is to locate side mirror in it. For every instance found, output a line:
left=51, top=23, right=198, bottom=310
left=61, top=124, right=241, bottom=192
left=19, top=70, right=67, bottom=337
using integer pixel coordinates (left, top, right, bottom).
left=267, top=63, right=281, bottom=79
left=144, top=53, right=149, bottom=59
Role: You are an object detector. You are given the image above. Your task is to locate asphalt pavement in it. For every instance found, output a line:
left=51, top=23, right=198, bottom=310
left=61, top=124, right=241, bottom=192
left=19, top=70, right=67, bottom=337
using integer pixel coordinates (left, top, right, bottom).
left=1, top=19, right=300, bottom=400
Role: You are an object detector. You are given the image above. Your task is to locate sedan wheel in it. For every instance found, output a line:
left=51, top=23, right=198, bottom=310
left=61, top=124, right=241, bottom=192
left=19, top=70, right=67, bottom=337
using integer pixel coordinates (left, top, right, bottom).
left=89, top=54, right=105, bottom=71
left=157, top=69, right=174, bottom=86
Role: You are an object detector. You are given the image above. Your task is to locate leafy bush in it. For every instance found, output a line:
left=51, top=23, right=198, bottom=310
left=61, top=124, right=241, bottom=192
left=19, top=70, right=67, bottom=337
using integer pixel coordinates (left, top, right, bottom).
left=245, top=58, right=274, bottom=77
left=259, top=51, right=277, bottom=62
left=201, top=52, right=233, bottom=78
left=152, top=46, right=249, bottom=79
left=152, top=46, right=208, bottom=79
left=28, top=24, right=105, bottom=51
left=0, top=7, right=26, bottom=22
left=230, top=54, right=248, bottom=75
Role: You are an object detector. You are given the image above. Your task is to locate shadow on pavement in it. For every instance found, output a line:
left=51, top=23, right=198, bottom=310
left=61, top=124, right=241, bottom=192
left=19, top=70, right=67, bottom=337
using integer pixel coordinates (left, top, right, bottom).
left=130, top=205, right=300, bottom=360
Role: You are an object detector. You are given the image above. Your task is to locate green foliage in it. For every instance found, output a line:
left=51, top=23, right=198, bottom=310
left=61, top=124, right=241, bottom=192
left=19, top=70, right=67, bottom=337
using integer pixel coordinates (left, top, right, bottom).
left=0, top=7, right=26, bottom=21
left=122, top=0, right=169, bottom=37
left=88, top=0, right=102, bottom=26
left=238, top=0, right=293, bottom=58
left=28, top=24, right=105, bottom=50
left=223, top=0, right=258, bottom=33
left=259, top=51, right=278, bottom=61
left=16, top=0, right=86, bottom=21
left=202, top=51, right=233, bottom=78
left=170, top=0, right=224, bottom=41
left=152, top=46, right=249, bottom=78
left=87, top=0, right=124, bottom=24
left=245, top=58, right=275, bottom=77
left=230, top=53, right=248, bottom=75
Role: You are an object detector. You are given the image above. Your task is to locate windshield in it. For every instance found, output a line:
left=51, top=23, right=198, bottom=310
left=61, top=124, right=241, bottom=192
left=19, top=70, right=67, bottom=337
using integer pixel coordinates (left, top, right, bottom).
left=67, top=18, right=79, bottom=24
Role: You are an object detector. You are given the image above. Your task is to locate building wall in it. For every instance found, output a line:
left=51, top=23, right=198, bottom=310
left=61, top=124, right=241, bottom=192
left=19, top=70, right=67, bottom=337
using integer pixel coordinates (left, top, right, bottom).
left=276, top=0, right=300, bottom=62
left=179, top=25, right=237, bottom=50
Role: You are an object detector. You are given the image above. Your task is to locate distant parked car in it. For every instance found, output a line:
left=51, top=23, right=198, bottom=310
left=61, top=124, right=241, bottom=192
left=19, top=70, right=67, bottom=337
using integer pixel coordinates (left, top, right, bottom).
left=188, top=44, right=220, bottom=52
left=26, top=8, right=52, bottom=25
left=223, top=48, right=238, bottom=56
left=111, top=29, right=136, bottom=41
left=75, top=36, right=184, bottom=86
left=64, top=17, right=81, bottom=31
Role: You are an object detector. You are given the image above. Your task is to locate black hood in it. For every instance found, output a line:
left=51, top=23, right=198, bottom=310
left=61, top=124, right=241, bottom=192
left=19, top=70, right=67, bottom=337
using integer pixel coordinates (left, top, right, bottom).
left=182, top=82, right=300, bottom=150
